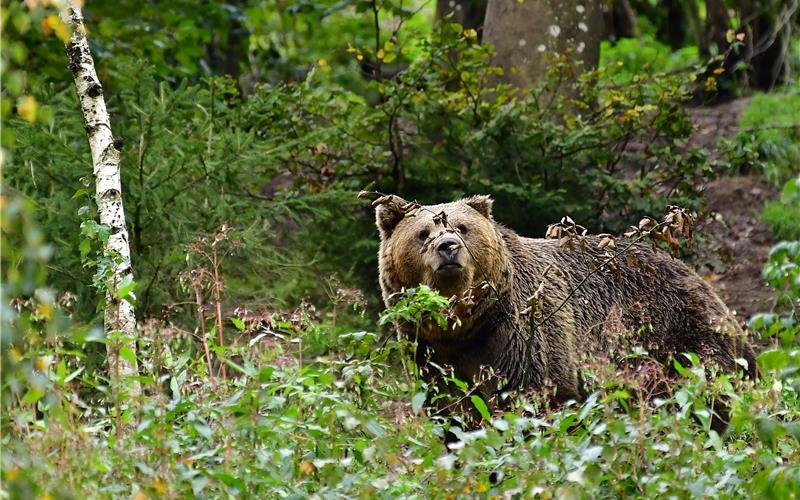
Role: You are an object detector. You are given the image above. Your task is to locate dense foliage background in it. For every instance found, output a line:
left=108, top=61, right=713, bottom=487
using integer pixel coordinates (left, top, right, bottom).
left=2, top=0, right=799, bottom=497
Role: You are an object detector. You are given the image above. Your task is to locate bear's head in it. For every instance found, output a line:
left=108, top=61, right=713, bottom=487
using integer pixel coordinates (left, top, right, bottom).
left=375, top=195, right=510, bottom=340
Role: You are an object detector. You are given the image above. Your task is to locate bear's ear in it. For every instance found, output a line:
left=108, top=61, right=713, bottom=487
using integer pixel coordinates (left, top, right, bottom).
left=463, top=195, right=493, bottom=219
left=375, top=203, right=405, bottom=239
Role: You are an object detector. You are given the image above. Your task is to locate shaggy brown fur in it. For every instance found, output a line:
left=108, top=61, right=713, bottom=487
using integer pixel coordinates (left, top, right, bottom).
left=375, top=195, right=757, bottom=420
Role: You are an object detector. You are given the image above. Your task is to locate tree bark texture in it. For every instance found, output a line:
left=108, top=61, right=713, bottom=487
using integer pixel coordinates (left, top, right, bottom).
left=483, top=0, right=603, bottom=89
left=62, top=3, right=141, bottom=396
left=654, top=0, right=688, bottom=48
left=704, top=0, right=732, bottom=58
left=436, top=0, right=488, bottom=38
left=738, top=0, right=798, bottom=90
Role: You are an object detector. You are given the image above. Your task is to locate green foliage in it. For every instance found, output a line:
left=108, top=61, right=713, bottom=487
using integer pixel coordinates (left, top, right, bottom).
left=764, top=177, right=800, bottom=240
left=738, top=88, right=800, bottom=186
left=5, top=2, right=800, bottom=496
left=378, top=285, right=450, bottom=329
left=0, top=191, right=98, bottom=413
left=753, top=240, right=800, bottom=321
left=362, top=24, right=714, bottom=235
left=1, top=1, right=64, bottom=155
left=6, top=18, right=722, bottom=323
left=6, top=60, right=374, bottom=320
left=600, top=35, right=699, bottom=83
left=3, top=301, right=799, bottom=497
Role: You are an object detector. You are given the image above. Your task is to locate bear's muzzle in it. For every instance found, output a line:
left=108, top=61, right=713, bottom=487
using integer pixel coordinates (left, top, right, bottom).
left=434, top=234, right=464, bottom=273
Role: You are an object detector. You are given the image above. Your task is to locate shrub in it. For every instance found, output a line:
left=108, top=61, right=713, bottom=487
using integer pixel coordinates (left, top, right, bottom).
left=738, top=87, right=800, bottom=186
left=763, top=177, right=800, bottom=240
left=600, top=35, right=699, bottom=83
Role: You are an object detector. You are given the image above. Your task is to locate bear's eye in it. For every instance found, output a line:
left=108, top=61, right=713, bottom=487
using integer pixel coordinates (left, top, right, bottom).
left=418, top=229, right=430, bottom=241
left=457, top=224, right=468, bottom=235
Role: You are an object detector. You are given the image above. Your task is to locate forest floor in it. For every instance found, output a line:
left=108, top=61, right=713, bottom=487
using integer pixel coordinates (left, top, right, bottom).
left=687, top=97, right=776, bottom=321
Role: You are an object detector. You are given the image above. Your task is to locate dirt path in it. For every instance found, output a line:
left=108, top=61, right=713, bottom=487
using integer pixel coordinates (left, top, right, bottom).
left=686, top=98, right=777, bottom=321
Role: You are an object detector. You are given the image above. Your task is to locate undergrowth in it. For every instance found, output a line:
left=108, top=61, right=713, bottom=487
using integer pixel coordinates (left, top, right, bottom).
left=3, top=195, right=799, bottom=497
left=3, top=306, right=799, bottom=498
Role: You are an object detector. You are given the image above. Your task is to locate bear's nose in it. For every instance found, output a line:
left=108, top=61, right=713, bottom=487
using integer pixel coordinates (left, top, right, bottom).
left=436, top=236, right=461, bottom=260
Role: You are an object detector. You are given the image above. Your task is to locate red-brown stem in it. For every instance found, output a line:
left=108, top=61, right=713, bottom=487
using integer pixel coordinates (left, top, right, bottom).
left=193, top=282, right=214, bottom=379
left=212, top=247, right=226, bottom=379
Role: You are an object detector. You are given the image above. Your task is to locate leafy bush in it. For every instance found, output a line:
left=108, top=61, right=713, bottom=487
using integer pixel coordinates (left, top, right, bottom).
left=600, top=35, right=699, bottom=83
left=3, top=276, right=799, bottom=497
left=3, top=174, right=799, bottom=499
left=738, top=87, right=800, bottom=186
left=365, top=24, right=715, bottom=236
left=6, top=60, right=373, bottom=321
left=764, top=177, right=800, bottom=240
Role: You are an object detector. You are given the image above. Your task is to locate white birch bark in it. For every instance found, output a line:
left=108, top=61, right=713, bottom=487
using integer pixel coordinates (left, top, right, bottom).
left=61, top=2, right=141, bottom=397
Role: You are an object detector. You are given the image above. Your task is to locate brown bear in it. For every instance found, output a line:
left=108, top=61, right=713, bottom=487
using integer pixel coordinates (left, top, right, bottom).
left=373, top=193, right=757, bottom=426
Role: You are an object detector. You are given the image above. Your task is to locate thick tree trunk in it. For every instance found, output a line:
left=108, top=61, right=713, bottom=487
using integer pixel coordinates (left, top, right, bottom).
left=604, top=0, right=640, bottom=43
left=655, top=0, right=689, bottom=48
left=704, top=0, right=732, bottom=57
left=738, top=0, right=797, bottom=90
left=483, top=0, right=603, bottom=89
left=436, top=0, right=488, bottom=38
left=62, top=3, right=141, bottom=397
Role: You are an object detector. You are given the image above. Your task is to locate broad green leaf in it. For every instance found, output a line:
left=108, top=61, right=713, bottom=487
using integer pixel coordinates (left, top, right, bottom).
left=470, top=395, right=491, bottom=421
left=119, top=345, right=136, bottom=365
left=411, top=391, right=426, bottom=415
left=230, top=317, right=245, bottom=331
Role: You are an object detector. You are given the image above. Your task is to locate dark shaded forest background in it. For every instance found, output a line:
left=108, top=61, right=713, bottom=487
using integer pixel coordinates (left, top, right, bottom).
left=2, top=0, right=800, bottom=497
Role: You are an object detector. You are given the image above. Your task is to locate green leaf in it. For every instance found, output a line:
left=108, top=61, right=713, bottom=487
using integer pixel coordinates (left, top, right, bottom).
left=258, top=366, right=274, bottom=382
left=212, top=472, right=245, bottom=494
left=673, top=358, right=691, bottom=377
left=411, top=391, right=426, bottom=415
left=758, top=349, right=789, bottom=371
left=470, top=395, right=491, bottom=421
left=116, top=274, right=137, bottom=302
left=230, top=317, right=245, bottom=331
left=22, top=388, right=44, bottom=405
left=194, top=422, right=213, bottom=439
left=784, top=422, right=800, bottom=443
left=365, top=419, right=386, bottom=437
left=708, top=430, right=723, bottom=452
left=756, top=417, right=779, bottom=448
left=79, top=239, right=91, bottom=259
left=119, top=345, right=136, bottom=366
left=64, top=366, right=84, bottom=383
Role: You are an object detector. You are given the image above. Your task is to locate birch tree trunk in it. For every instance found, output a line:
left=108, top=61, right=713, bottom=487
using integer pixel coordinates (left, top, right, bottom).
left=62, top=2, right=141, bottom=397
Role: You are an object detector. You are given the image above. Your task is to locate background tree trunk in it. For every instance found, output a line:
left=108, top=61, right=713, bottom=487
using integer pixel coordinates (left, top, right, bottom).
left=482, top=0, right=603, bottom=89
left=62, top=3, right=141, bottom=397
left=704, top=0, right=732, bottom=58
left=655, top=0, right=689, bottom=48
left=604, top=0, right=640, bottom=43
left=436, top=0, right=488, bottom=38
left=737, top=0, right=798, bottom=90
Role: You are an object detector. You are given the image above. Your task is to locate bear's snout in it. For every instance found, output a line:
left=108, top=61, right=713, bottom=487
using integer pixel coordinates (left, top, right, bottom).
left=436, top=235, right=461, bottom=262
left=431, top=233, right=467, bottom=277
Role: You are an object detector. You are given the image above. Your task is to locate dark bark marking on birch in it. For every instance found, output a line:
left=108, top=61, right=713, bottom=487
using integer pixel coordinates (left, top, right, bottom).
left=67, top=41, right=83, bottom=74
left=87, top=83, right=103, bottom=98
left=113, top=137, right=124, bottom=150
